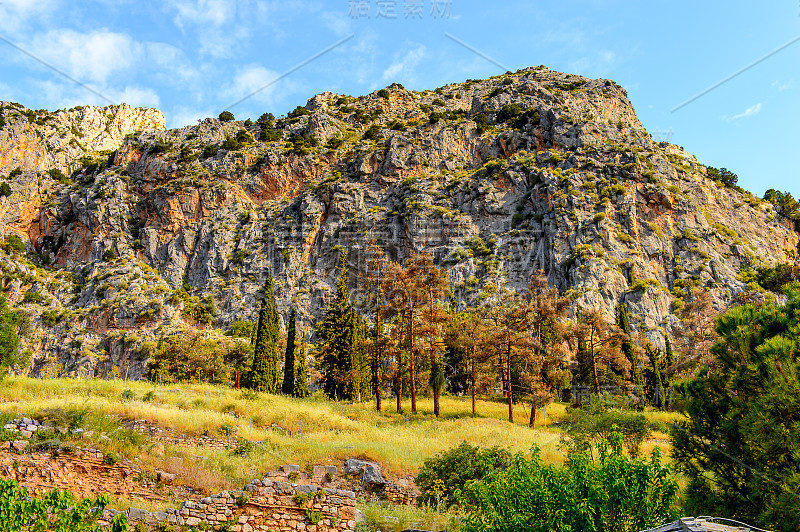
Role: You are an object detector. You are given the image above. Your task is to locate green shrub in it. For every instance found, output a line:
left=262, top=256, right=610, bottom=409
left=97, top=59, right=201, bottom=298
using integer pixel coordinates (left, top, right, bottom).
left=289, top=133, right=318, bottom=155
left=416, top=442, right=511, bottom=509
left=460, top=433, right=679, bottom=532
left=325, top=136, right=344, bottom=149
left=202, top=144, right=218, bottom=158
left=9, top=167, right=22, bottom=178
left=22, top=291, right=43, bottom=305
left=219, top=111, right=235, bottom=122
left=0, top=478, right=115, bottom=531
left=293, top=491, right=315, bottom=506
left=559, top=400, right=652, bottom=457
left=40, top=309, right=62, bottom=326
left=378, top=89, right=390, bottom=99
left=304, top=510, right=321, bottom=524
left=47, top=168, right=70, bottom=184
left=428, top=111, right=445, bottom=123
left=466, top=235, right=492, bottom=257
left=0, top=182, right=11, bottom=197
left=226, top=320, right=255, bottom=339
left=102, top=249, right=116, bottom=262
left=362, top=125, right=382, bottom=141
left=3, top=235, right=25, bottom=253
left=288, top=106, right=310, bottom=118
left=473, top=113, right=489, bottom=134
left=221, top=137, right=240, bottom=150
left=236, top=129, right=254, bottom=144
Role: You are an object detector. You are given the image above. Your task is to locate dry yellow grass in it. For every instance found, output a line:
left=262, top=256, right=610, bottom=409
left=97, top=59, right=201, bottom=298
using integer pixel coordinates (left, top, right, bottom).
left=0, top=377, right=682, bottom=486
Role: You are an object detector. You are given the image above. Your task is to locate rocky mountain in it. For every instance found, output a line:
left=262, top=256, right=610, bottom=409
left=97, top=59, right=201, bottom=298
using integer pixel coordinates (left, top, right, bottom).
left=0, top=66, right=796, bottom=378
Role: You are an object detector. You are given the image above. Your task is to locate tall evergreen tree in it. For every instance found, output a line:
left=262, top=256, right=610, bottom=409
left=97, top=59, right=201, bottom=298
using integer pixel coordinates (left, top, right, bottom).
left=672, top=286, right=800, bottom=530
left=247, top=268, right=279, bottom=392
left=294, top=331, right=309, bottom=398
left=281, top=308, right=296, bottom=395
left=318, top=254, right=366, bottom=401
left=662, top=334, right=675, bottom=409
left=645, top=343, right=665, bottom=408
left=616, top=304, right=643, bottom=395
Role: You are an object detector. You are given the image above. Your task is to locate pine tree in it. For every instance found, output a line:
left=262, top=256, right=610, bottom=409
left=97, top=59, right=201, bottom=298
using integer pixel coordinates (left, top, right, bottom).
left=281, top=308, right=296, bottom=395
left=247, top=268, right=279, bottom=393
left=294, top=332, right=309, bottom=398
left=672, top=288, right=800, bottom=529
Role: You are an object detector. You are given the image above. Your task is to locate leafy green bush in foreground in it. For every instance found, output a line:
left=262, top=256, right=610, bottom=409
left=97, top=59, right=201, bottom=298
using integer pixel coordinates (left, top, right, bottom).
left=415, top=441, right=511, bottom=509
left=0, top=478, right=129, bottom=531
left=460, top=432, right=679, bottom=532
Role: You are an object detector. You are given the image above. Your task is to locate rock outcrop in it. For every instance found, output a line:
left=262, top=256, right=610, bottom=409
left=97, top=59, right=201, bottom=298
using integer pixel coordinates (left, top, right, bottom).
left=0, top=67, right=796, bottom=377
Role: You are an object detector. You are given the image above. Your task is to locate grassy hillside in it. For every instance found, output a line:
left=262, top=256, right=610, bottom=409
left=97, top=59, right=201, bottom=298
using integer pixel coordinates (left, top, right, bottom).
left=0, top=377, right=680, bottom=517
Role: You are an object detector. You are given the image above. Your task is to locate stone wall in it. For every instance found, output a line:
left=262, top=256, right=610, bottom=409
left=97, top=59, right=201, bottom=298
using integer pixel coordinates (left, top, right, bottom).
left=104, top=472, right=362, bottom=532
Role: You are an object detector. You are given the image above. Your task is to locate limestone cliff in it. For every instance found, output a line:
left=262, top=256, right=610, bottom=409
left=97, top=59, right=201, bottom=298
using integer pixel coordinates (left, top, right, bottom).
left=0, top=67, right=796, bottom=377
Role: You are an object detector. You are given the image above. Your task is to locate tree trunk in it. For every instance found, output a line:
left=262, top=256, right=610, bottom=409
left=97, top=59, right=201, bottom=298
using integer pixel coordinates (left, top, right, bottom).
left=529, top=402, right=536, bottom=428
left=374, top=289, right=382, bottom=412
left=591, top=345, right=601, bottom=394
left=409, top=309, right=417, bottom=413
left=396, top=348, right=403, bottom=413
left=432, top=350, right=440, bottom=418
left=470, top=354, right=476, bottom=417
left=506, top=348, right=514, bottom=423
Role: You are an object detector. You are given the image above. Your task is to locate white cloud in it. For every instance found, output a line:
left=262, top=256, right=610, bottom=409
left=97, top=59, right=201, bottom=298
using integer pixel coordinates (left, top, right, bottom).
left=568, top=50, right=616, bottom=77
left=144, top=42, right=200, bottom=84
left=728, top=102, right=762, bottom=122
left=771, top=80, right=793, bottom=92
left=0, top=0, right=58, bottom=34
left=29, top=29, right=142, bottom=84
left=382, top=45, right=426, bottom=83
left=166, top=106, right=217, bottom=129
left=168, top=0, right=233, bottom=28
left=222, top=64, right=288, bottom=109
left=321, top=11, right=351, bottom=36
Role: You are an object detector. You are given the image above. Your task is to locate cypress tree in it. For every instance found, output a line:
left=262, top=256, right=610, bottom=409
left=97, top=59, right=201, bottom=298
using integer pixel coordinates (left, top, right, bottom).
left=318, top=254, right=363, bottom=401
left=646, top=343, right=665, bottom=408
left=247, top=268, right=279, bottom=393
left=294, top=332, right=309, bottom=398
left=616, top=304, right=643, bottom=395
left=662, top=335, right=675, bottom=408
left=282, top=308, right=296, bottom=395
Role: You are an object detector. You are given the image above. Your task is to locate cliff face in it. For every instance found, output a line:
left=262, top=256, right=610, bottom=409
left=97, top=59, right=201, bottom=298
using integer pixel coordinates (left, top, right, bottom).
left=0, top=67, right=796, bottom=378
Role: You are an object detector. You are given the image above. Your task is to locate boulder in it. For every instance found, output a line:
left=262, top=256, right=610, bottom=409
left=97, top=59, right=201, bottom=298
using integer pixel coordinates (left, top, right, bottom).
left=344, top=458, right=385, bottom=486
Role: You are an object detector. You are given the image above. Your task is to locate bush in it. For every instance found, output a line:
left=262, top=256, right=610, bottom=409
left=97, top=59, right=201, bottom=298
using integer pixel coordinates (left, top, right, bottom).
left=288, top=106, right=310, bottom=119
left=3, top=235, right=25, bottom=253
left=202, top=144, right=218, bottom=158
left=378, top=88, right=390, bottom=99
left=47, top=168, right=70, bottom=184
left=219, top=111, right=235, bottom=122
left=460, top=433, right=679, bottom=532
left=221, top=137, right=240, bottom=151
left=359, top=123, right=381, bottom=141
left=236, top=129, right=254, bottom=144
left=416, top=442, right=511, bottom=509
left=22, top=291, right=43, bottom=305
left=9, top=167, right=22, bottom=178
left=0, top=182, right=11, bottom=197
left=289, top=132, right=318, bottom=155
left=473, top=113, right=489, bottom=134
left=102, top=248, right=116, bottom=262
left=325, top=136, right=344, bottom=150
left=0, top=479, right=115, bottom=531
left=559, top=400, right=652, bottom=457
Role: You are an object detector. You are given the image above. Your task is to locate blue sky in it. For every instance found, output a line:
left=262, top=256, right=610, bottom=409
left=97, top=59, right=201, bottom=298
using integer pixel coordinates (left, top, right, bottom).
left=0, top=0, right=798, bottom=198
